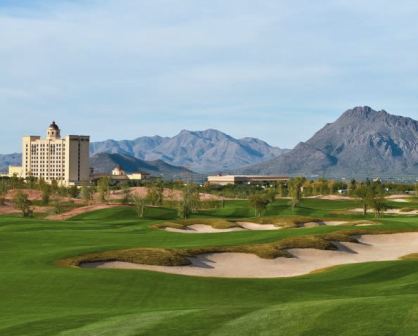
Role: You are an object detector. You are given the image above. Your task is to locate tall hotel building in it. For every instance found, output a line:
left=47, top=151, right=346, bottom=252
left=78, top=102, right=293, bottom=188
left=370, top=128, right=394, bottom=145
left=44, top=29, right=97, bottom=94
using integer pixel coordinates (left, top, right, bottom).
left=18, top=122, right=90, bottom=186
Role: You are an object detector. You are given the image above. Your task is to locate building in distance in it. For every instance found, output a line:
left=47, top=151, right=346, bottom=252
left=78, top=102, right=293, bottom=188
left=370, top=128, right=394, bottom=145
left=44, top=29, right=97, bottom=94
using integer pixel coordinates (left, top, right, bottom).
left=9, top=122, right=90, bottom=186
left=207, top=175, right=289, bottom=186
left=91, top=165, right=150, bottom=184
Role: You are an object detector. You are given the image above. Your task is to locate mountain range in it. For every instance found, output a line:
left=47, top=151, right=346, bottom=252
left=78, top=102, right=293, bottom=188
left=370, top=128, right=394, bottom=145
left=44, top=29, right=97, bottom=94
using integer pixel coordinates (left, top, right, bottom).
left=90, top=129, right=287, bottom=173
left=90, top=153, right=199, bottom=180
left=0, top=153, right=21, bottom=173
left=240, top=106, right=418, bottom=178
left=0, top=129, right=285, bottom=176
left=1, top=107, right=417, bottom=179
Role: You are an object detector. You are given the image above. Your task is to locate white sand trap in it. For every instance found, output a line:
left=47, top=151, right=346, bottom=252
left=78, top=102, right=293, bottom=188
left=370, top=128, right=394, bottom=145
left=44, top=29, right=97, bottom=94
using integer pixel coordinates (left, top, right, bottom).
left=165, top=224, right=244, bottom=233
left=351, top=208, right=418, bottom=215
left=323, top=221, right=350, bottom=226
left=165, top=221, right=350, bottom=233
left=303, top=221, right=379, bottom=227
left=236, top=222, right=281, bottom=230
left=391, top=199, right=410, bottom=203
left=300, top=221, right=350, bottom=228
left=306, top=195, right=355, bottom=200
left=355, top=223, right=381, bottom=227
left=165, top=222, right=282, bottom=233
left=386, top=194, right=413, bottom=200
left=385, top=209, right=418, bottom=215
left=81, top=232, right=418, bottom=278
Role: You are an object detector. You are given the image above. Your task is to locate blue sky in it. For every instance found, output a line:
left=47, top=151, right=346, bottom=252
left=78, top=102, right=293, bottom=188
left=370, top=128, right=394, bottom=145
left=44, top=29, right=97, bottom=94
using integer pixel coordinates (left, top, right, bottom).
left=1, top=0, right=418, bottom=153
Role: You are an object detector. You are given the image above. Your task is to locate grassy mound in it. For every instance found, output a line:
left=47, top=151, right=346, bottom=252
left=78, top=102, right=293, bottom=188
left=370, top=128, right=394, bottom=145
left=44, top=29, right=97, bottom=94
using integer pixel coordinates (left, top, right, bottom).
left=60, top=248, right=191, bottom=267
left=62, top=229, right=378, bottom=267
left=153, top=218, right=240, bottom=230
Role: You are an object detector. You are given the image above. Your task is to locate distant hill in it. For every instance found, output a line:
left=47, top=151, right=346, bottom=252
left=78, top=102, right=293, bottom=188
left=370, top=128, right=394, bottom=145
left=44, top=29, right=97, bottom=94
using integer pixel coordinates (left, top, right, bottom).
left=90, top=129, right=288, bottom=173
left=0, top=153, right=21, bottom=172
left=90, top=153, right=201, bottom=180
left=239, top=106, right=418, bottom=179
left=1, top=129, right=286, bottom=175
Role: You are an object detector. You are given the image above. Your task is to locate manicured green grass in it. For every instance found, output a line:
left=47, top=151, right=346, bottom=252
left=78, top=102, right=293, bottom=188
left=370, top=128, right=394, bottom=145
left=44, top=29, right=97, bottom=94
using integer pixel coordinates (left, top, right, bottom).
left=2, top=199, right=418, bottom=335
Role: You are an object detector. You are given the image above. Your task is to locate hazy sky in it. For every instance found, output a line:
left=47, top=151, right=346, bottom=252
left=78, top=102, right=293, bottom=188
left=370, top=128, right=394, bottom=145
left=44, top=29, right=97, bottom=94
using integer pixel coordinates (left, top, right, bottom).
left=1, top=0, right=418, bottom=153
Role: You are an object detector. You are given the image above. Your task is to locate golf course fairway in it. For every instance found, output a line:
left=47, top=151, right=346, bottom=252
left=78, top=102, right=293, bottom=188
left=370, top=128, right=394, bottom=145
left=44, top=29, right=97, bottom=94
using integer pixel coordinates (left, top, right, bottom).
left=2, top=198, right=418, bottom=335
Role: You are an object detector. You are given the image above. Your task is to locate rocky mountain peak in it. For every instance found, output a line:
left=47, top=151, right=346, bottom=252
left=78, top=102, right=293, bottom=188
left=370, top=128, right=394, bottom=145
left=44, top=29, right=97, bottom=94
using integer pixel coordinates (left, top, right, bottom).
left=240, top=107, right=418, bottom=179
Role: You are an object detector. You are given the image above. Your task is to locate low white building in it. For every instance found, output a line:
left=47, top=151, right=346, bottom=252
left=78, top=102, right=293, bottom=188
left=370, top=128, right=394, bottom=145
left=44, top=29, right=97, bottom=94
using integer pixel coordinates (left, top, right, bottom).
left=8, top=166, right=24, bottom=178
left=99, top=165, right=149, bottom=182
left=207, top=175, right=289, bottom=186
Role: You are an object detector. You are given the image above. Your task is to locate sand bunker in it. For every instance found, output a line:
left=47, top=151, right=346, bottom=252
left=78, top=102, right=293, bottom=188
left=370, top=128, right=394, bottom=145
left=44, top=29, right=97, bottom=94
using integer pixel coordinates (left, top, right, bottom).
left=355, top=223, right=381, bottom=227
left=300, top=221, right=349, bottom=227
left=351, top=208, right=418, bottom=215
left=166, top=222, right=285, bottom=233
left=307, top=195, right=355, bottom=201
left=303, top=221, right=378, bottom=227
left=386, top=194, right=413, bottom=200
left=165, top=224, right=244, bottom=233
left=164, top=220, right=357, bottom=233
left=165, top=222, right=283, bottom=233
left=385, top=209, right=418, bottom=215
left=81, top=232, right=418, bottom=278
left=236, top=222, right=281, bottom=230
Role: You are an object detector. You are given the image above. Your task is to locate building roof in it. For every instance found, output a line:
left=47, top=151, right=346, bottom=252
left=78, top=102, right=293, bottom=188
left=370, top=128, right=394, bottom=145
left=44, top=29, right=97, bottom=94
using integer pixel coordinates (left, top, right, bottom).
left=49, top=121, right=59, bottom=130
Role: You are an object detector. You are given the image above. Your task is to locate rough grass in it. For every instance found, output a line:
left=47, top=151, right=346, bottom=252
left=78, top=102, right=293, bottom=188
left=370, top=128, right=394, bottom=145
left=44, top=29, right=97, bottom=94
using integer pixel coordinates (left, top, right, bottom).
left=249, top=215, right=350, bottom=227
left=59, top=248, right=191, bottom=267
left=399, top=207, right=416, bottom=212
left=401, top=253, right=418, bottom=260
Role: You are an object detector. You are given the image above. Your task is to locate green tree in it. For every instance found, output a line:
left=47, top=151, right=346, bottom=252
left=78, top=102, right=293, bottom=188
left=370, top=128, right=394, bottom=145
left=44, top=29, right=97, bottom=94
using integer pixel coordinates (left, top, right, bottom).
left=97, top=177, right=110, bottom=203
left=178, top=184, right=201, bottom=219
left=265, top=188, right=277, bottom=203
left=26, top=176, right=37, bottom=189
left=132, top=194, right=146, bottom=218
left=355, top=184, right=370, bottom=216
left=219, top=191, right=225, bottom=208
left=249, top=192, right=270, bottom=217
left=147, top=180, right=164, bottom=206
left=81, top=184, right=94, bottom=204
left=50, top=180, right=59, bottom=194
left=68, top=185, right=79, bottom=198
left=53, top=200, right=64, bottom=214
left=40, top=183, right=51, bottom=206
left=10, top=174, right=22, bottom=190
left=277, top=182, right=287, bottom=198
left=120, top=182, right=131, bottom=205
left=0, top=179, right=9, bottom=206
left=13, top=191, right=32, bottom=217
left=288, top=177, right=305, bottom=211
left=57, top=185, right=68, bottom=197
left=369, top=183, right=387, bottom=217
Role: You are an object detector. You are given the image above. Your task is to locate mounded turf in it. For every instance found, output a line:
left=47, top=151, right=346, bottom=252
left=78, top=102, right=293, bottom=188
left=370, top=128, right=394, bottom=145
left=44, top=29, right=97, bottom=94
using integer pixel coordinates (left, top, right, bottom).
left=1, top=198, right=418, bottom=335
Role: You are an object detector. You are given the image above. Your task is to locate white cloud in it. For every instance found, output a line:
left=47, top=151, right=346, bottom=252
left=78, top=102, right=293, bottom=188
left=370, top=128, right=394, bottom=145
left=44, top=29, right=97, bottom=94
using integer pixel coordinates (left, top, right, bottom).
left=0, top=0, right=417, bottom=152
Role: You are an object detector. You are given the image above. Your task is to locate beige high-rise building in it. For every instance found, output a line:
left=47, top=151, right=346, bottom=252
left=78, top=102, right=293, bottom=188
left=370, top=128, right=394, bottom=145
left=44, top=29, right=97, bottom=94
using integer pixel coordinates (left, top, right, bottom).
left=15, top=122, right=90, bottom=186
